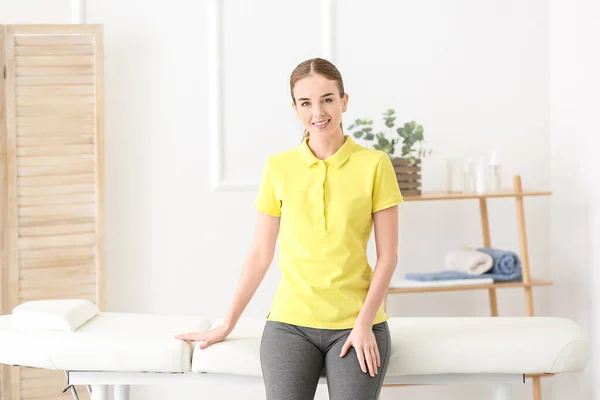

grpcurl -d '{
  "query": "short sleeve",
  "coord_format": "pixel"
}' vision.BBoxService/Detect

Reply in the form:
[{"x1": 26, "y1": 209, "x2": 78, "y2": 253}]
[
  {"x1": 372, "y1": 154, "x2": 404, "y2": 213},
  {"x1": 254, "y1": 157, "x2": 282, "y2": 217}
]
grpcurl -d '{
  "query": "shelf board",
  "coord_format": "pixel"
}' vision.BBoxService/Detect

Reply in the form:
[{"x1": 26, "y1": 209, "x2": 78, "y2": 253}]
[
  {"x1": 387, "y1": 279, "x2": 553, "y2": 294},
  {"x1": 403, "y1": 189, "x2": 552, "y2": 201}
]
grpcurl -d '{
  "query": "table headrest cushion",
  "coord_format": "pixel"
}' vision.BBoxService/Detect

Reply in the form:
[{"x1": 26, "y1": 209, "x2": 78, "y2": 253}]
[{"x1": 12, "y1": 299, "x2": 100, "y2": 332}]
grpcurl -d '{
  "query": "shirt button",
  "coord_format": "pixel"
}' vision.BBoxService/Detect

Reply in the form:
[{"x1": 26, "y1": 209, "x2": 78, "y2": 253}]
[{"x1": 319, "y1": 219, "x2": 324, "y2": 223}]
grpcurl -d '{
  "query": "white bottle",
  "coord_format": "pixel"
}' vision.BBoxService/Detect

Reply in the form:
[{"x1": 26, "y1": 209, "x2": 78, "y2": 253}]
[
  {"x1": 462, "y1": 158, "x2": 474, "y2": 192},
  {"x1": 475, "y1": 156, "x2": 486, "y2": 194},
  {"x1": 489, "y1": 151, "x2": 501, "y2": 192}
]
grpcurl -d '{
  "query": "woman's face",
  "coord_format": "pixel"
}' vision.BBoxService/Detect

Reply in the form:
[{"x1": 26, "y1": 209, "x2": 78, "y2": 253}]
[{"x1": 292, "y1": 74, "x2": 349, "y2": 138}]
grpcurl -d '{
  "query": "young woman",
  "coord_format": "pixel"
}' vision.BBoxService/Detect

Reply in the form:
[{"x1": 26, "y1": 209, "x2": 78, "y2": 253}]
[{"x1": 176, "y1": 58, "x2": 403, "y2": 400}]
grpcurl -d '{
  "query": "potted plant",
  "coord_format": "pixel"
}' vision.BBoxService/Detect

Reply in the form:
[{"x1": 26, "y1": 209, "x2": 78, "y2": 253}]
[{"x1": 348, "y1": 109, "x2": 431, "y2": 195}]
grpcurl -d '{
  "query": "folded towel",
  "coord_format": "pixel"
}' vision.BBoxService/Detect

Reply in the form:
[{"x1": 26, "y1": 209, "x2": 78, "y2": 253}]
[
  {"x1": 389, "y1": 278, "x2": 494, "y2": 288},
  {"x1": 405, "y1": 248, "x2": 522, "y2": 283},
  {"x1": 444, "y1": 247, "x2": 493, "y2": 275},
  {"x1": 404, "y1": 270, "x2": 501, "y2": 281}
]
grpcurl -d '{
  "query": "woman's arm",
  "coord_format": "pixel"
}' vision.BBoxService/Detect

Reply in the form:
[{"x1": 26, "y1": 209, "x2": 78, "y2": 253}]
[
  {"x1": 222, "y1": 211, "x2": 280, "y2": 332},
  {"x1": 355, "y1": 205, "x2": 399, "y2": 328}
]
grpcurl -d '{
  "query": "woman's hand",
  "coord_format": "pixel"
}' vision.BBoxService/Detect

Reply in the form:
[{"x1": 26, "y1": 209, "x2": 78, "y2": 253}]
[
  {"x1": 174, "y1": 323, "x2": 232, "y2": 350},
  {"x1": 339, "y1": 324, "x2": 380, "y2": 377}
]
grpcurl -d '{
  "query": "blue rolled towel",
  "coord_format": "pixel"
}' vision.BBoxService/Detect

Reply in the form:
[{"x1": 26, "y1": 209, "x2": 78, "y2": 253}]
[
  {"x1": 476, "y1": 247, "x2": 521, "y2": 276},
  {"x1": 405, "y1": 248, "x2": 522, "y2": 282}
]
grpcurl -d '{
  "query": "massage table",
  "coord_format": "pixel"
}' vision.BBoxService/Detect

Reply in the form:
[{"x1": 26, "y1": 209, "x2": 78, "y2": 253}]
[{"x1": 0, "y1": 299, "x2": 588, "y2": 400}]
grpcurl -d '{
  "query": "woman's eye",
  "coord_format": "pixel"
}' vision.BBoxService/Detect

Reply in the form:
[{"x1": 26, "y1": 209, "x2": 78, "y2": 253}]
[{"x1": 300, "y1": 98, "x2": 331, "y2": 107}]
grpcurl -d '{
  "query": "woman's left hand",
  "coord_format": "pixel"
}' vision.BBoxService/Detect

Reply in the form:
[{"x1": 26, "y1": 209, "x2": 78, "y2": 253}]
[{"x1": 339, "y1": 324, "x2": 380, "y2": 377}]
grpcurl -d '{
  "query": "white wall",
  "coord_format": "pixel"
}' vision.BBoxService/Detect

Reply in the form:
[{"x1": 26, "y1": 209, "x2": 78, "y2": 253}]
[
  {"x1": 549, "y1": 0, "x2": 600, "y2": 398},
  {"x1": 2, "y1": 0, "x2": 594, "y2": 399}
]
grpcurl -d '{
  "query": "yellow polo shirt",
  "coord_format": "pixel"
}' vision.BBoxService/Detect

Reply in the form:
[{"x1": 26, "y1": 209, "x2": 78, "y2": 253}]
[{"x1": 254, "y1": 135, "x2": 403, "y2": 329}]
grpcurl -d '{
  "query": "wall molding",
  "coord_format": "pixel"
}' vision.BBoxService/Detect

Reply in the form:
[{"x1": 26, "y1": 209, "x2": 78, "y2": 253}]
[
  {"x1": 71, "y1": 0, "x2": 86, "y2": 24},
  {"x1": 209, "y1": 0, "x2": 336, "y2": 192}
]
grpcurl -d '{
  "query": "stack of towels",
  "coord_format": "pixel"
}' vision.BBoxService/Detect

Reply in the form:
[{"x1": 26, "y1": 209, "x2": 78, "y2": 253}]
[{"x1": 390, "y1": 247, "x2": 522, "y2": 288}]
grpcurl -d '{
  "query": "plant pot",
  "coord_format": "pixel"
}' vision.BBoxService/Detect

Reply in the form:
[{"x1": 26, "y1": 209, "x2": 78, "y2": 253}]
[{"x1": 390, "y1": 157, "x2": 421, "y2": 196}]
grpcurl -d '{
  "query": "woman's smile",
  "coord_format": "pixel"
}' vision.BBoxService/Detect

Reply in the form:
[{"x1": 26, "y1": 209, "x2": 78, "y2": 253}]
[{"x1": 312, "y1": 119, "x2": 331, "y2": 129}]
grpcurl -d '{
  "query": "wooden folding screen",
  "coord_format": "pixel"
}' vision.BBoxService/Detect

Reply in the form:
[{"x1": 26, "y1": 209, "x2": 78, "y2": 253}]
[{"x1": 0, "y1": 24, "x2": 105, "y2": 400}]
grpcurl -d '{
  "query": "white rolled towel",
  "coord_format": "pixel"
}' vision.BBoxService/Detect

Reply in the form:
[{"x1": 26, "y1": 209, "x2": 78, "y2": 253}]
[{"x1": 444, "y1": 247, "x2": 494, "y2": 275}]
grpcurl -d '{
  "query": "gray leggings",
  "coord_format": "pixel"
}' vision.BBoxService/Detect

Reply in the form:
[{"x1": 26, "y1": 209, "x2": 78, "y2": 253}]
[{"x1": 260, "y1": 320, "x2": 391, "y2": 400}]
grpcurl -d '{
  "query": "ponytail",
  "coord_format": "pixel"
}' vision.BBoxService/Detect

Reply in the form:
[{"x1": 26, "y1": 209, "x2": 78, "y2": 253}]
[{"x1": 301, "y1": 129, "x2": 309, "y2": 142}]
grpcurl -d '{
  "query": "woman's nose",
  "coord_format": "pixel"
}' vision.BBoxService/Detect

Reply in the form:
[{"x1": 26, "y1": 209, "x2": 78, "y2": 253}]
[{"x1": 313, "y1": 105, "x2": 325, "y2": 118}]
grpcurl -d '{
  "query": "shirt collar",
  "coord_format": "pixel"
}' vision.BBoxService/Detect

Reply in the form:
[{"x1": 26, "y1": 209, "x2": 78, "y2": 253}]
[{"x1": 298, "y1": 134, "x2": 357, "y2": 168}]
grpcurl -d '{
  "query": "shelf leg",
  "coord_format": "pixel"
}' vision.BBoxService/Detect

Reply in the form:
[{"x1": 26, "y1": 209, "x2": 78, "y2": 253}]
[
  {"x1": 488, "y1": 289, "x2": 498, "y2": 317},
  {"x1": 479, "y1": 198, "x2": 491, "y2": 247},
  {"x1": 514, "y1": 175, "x2": 540, "y2": 400},
  {"x1": 532, "y1": 376, "x2": 541, "y2": 400},
  {"x1": 514, "y1": 175, "x2": 534, "y2": 315},
  {"x1": 479, "y1": 198, "x2": 498, "y2": 316}
]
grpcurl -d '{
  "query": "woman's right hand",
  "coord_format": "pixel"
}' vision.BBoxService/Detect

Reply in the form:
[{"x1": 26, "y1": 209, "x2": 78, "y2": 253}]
[{"x1": 174, "y1": 323, "x2": 232, "y2": 350}]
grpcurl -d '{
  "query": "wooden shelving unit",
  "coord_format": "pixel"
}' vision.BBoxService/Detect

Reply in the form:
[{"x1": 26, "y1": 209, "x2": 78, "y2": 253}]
[{"x1": 382, "y1": 175, "x2": 553, "y2": 400}]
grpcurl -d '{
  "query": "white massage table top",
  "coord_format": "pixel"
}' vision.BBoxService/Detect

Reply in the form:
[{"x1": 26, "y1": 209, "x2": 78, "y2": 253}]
[
  {"x1": 193, "y1": 316, "x2": 588, "y2": 376},
  {"x1": 0, "y1": 312, "x2": 210, "y2": 373},
  {"x1": 0, "y1": 301, "x2": 589, "y2": 376}
]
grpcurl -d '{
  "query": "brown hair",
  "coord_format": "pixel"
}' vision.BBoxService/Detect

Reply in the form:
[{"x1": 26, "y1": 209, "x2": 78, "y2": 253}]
[{"x1": 289, "y1": 58, "x2": 345, "y2": 141}]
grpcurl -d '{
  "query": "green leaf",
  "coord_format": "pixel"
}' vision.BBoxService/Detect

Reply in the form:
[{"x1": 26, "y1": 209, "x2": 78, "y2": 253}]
[
  {"x1": 414, "y1": 125, "x2": 424, "y2": 140},
  {"x1": 347, "y1": 124, "x2": 355, "y2": 131},
  {"x1": 385, "y1": 119, "x2": 394, "y2": 128},
  {"x1": 404, "y1": 122, "x2": 412, "y2": 134},
  {"x1": 364, "y1": 127, "x2": 372, "y2": 133},
  {"x1": 353, "y1": 131, "x2": 364, "y2": 139},
  {"x1": 365, "y1": 133, "x2": 374, "y2": 140},
  {"x1": 355, "y1": 119, "x2": 362, "y2": 126}
]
